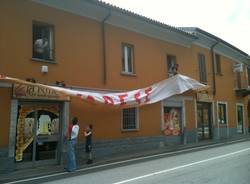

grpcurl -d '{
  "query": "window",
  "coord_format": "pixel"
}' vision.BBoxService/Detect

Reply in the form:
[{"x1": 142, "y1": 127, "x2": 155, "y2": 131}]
[
  {"x1": 198, "y1": 53, "x2": 207, "y2": 82},
  {"x1": 33, "y1": 21, "x2": 54, "y2": 61},
  {"x1": 218, "y1": 103, "x2": 227, "y2": 124},
  {"x1": 122, "y1": 44, "x2": 134, "y2": 74},
  {"x1": 215, "y1": 54, "x2": 221, "y2": 74},
  {"x1": 122, "y1": 108, "x2": 138, "y2": 130},
  {"x1": 167, "y1": 55, "x2": 177, "y2": 77}
]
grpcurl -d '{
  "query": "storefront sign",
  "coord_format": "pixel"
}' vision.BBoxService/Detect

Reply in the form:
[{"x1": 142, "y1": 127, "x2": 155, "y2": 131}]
[
  {"x1": 13, "y1": 84, "x2": 70, "y2": 101},
  {"x1": 197, "y1": 92, "x2": 213, "y2": 102}
]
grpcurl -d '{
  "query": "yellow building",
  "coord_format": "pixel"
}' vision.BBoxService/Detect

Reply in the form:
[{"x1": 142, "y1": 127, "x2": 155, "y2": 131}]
[{"x1": 0, "y1": 0, "x2": 249, "y2": 172}]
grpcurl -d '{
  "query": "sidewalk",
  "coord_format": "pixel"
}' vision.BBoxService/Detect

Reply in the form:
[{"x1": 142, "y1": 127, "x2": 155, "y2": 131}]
[{"x1": 1, "y1": 135, "x2": 250, "y2": 184}]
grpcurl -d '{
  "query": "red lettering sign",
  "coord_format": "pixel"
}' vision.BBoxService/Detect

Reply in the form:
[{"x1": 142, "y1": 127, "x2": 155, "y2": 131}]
[
  {"x1": 103, "y1": 96, "x2": 114, "y2": 105},
  {"x1": 144, "y1": 87, "x2": 153, "y2": 102},
  {"x1": 87, "y1": 95, "x2": 95, "y2": 103},
  {"x1": 76, "y1": 93, "x2": 82, "y2": 97},
  {"x1": 134, "y1": 91, "x2": 141, "y2": 104},
  {"x1": 118, "y1": 94, "x2": 128, "y2": 105}
]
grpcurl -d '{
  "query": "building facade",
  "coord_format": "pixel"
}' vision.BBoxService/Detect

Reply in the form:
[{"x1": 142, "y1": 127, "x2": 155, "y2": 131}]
[{"x1": 0, "y1": 0, "x2": 250, "y2": 172}]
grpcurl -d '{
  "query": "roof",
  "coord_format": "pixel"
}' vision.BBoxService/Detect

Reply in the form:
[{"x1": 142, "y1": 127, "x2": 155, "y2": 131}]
[
  {"x1": 180, "y1": 27, "x2": 249, "y2": 57},
  {"x1": 92, "y1": 0, "x2": 249, "y2": 57},
  {"x1": 88, "y1": 0, "x2": 197, "y2": 39}
]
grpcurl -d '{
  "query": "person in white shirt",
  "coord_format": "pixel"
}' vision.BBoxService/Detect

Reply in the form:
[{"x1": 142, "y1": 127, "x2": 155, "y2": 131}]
[{"x1": 66, "y1": 117, "x2": 79, "y2": 172}]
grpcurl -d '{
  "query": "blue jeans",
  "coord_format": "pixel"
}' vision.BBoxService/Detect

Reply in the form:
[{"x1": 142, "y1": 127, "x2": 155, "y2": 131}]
[{"x1": 66, "y1": 139, "x2": 77, "y2": 172}]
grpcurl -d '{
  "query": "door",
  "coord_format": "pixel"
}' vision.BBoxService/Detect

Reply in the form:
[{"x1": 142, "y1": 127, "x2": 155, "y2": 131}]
[
  {"x1": 15, "y1": 104, "x2": 61, "y2": 165},
  {"x1": 197, "y1": 102, "x2": 212, "y2": 140},
  {"x1": 236, "y1": 104, "x2": 244, "y2": 134}
]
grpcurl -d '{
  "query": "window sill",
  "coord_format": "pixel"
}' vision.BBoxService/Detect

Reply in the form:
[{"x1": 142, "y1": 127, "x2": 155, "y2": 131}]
[
  {"x1": 121, "y1": 129, "x2": 139, "y2": 132},
  {"x1": 216, "y1": 73, "x2": 223, "y2": 76},
  {"x1": 31, "y1": 58, "x2": 57, "y2": 64},
  {"x1": 120, "y1": 72, "x2": 136, "y2": 77},
  {"x1": 200, "y1": 81, "x2": 208, "y2": 85}
]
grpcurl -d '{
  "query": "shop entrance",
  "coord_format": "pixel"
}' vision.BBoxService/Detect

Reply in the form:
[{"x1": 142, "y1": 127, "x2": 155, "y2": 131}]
[
  {"x1": 15, "y1": 103, "x2": 61, "y2": 166},
  {"x1": 236, "y1": 104, "x2": 244, "y2": 134},
  {"x1": 197, "y1": 102, "x2": 212, "y2": 140}
]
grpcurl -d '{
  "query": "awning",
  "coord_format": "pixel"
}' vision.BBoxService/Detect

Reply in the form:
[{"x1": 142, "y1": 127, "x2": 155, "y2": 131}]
[{"x1": 0, "y1": 74, "x2": 208, "y2": 108}]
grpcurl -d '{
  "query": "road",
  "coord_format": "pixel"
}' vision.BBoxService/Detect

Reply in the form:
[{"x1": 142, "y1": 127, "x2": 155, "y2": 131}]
[{"x1": 10, "y1": 140, "x2": 250, "y2": 184}]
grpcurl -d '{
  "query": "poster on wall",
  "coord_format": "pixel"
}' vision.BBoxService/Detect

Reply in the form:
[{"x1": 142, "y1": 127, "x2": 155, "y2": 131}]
[{"x1": 163, "y1": 107, "x2": 181, "y2": 136}]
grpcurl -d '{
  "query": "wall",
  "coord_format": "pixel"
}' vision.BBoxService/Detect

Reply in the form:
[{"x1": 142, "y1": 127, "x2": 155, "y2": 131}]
[
  {"x1": 0, "y1": 0, "x2": 249, "y2": 144},
  {"x1": 0, "y1": 0, "x2": 103, "y2": 88},
  {"x1": 70, "y1": 98, "x2": 162, "y2": 141}
]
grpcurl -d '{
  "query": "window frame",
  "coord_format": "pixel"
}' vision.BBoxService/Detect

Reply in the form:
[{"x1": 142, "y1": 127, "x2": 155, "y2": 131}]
[
  {"x1": 32, "y1": 21, "x2": 55, "y2": 62},
  {"x1": 121, "y1": 43, "x2": 135, "y2": 75},
  {"x1": 215, "y1": 54, "x2": 222, "y2": 75},
  {"x1": 217, "y1": 101, "x2": 228, "y2": 125},
  {"x1": 121, "y1": 107, "x2": 139, "y2": 131}
]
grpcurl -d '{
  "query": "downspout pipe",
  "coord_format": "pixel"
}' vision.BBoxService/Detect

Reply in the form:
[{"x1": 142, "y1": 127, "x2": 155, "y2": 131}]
[
  {"x1": 102, "y1": 11, "x2": 111, "y2": 85},
  {"x1": 211, "y1": 42, "x2": 219, "y2": 96}
]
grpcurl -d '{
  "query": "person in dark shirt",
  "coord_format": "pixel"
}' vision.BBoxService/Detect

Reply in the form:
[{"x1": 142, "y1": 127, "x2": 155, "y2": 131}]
[{"x1": 84, "y1": 124, "x2": 93, "y2": 164}]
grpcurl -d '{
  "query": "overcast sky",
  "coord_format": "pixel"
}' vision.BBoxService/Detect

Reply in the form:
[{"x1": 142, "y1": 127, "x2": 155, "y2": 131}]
[{"x1": 102, "y1": 0, "x2": 250, "y2": 55}]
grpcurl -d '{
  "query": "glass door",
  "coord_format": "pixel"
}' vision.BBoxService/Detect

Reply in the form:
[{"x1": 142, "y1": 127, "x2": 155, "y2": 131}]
[
  {"x1": 236, "y1": 105, "x2": 244, "y2": 134},
  {"x1": 35, "y1": 108, "x2": 60, "y2": 162},
  {"x1": 15, "y1": 104, "x2": 61, "y2": 165},
  {"x1": 197, "y1": 102, "x2": 212, "y2": 140}
]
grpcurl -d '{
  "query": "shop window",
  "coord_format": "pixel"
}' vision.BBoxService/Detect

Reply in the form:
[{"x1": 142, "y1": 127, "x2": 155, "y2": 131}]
[
  {"x1": 122, "y1": 108, "x2": 138, "y2": 130},
  {"x1": 167, "y1": 55, "x2": 178, "y2": 77},
  {"x1": 218, "y1": 102, "x2": 227, "y2": 125},
  {"x1": 198, "y1": 53, "x2": 207, "y2": 83},
  {"x1": 215, "y1": 54, "x2": 221, "y2": 75},
  {"x1": 163, "y1": 107, "x2": 181, "y2": 136},
  {"x1": 33, "y1": 21, "x2": 54, "y2": 61},
  {"x1": 122, "y1": 43, "x2": 134, "y2": 74}
]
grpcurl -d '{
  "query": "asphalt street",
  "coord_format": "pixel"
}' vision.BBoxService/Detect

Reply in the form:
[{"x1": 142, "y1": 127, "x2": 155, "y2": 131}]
[{"x1": 6, "y1": 140, "x2": 250, "y2": 184}]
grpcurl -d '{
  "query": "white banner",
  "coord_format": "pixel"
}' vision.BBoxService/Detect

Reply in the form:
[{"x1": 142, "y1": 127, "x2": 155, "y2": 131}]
[{"x1": 0, "y1": 74, "x2": 208, "y2": 108}]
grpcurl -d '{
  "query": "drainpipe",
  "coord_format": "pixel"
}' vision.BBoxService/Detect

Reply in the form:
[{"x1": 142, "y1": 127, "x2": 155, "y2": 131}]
[
  {"x1": 210, "y1": 41, "x2": 219, "y2": 140},
  {"x1": 211, "y1": 42, "x2": 219, "y2": 96},
  {"x1": 102, "y1": 11, "x2": 111, "y2": 85}
]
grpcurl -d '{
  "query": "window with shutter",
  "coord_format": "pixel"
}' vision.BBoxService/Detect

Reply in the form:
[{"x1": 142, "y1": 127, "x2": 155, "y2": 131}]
[{"x1": 198, "y1": 53, "x2": 207, "y2": 82}]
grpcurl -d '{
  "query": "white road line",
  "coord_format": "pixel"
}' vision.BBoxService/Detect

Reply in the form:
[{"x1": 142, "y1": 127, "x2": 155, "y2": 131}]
[
  {"x1": 3, "y1": 138, "x2": 249, "y2": 184},
  {"x1": 112, "y1": 147, "x2": 250, "y2": 184}
]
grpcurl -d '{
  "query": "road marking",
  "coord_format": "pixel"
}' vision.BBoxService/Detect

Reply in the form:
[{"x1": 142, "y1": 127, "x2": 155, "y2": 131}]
[
  {"x1": 3, "y1": 138, "x2": 249, "y2": 184},
  {"x1": 113, "y1": 147, "x2": 250, "y2": 184}
]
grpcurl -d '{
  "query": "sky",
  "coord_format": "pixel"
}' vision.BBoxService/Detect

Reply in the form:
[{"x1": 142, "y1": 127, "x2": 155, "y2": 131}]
[{"x1": 102, "y1": 0, "x2": 250, "y2": 55}]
